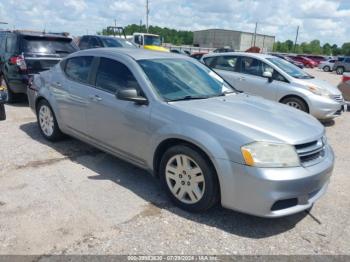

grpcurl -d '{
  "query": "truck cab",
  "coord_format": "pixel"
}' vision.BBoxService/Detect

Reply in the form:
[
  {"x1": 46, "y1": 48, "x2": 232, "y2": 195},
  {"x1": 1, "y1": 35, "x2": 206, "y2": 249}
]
[{"x1": 131, "y1": 33, "x2": 169, "y2": 52}]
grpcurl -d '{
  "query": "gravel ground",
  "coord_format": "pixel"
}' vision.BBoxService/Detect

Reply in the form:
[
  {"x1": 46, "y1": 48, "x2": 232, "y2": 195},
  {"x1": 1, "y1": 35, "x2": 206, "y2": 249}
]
[{"x1": 0, "y1": 68, "x2": 349, "y2": 255}]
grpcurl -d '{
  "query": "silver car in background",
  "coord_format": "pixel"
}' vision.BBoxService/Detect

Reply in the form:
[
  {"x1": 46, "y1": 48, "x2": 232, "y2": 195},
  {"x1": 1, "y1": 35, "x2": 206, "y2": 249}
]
[
  {"x1": 28, "y1": 49, "x2": 334, "y2": 217},
  {"x1": 201, "y1": 52, "x2": 346, "y2": 120},
  {"x1": 318, "y1": 59, "x2": 336, "y2": 72}
]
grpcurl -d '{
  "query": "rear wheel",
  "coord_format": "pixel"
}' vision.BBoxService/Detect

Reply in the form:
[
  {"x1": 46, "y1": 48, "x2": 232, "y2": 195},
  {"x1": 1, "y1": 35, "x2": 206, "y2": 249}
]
[
  {"x1": 0, "y1": 104, "x2": 5, "y2": 121},
  {"x1": 160, "y1": 145, "x2": 219, "y2": 212},
  {"x1": 336, "y1": 67, "x2": 344, "y2": 75},
  {"x1": 37, "y1": 100, "x2": 63, "y2": 141},
  {"x1": 0, "y1": 77, "x2": 16, "y2": 103},
  {"x1": 323, "y1": 66, "x2": 330, "y2": 72},
  {"x1": 281, "y1": 97, "x2": 308, "y2": 113}
]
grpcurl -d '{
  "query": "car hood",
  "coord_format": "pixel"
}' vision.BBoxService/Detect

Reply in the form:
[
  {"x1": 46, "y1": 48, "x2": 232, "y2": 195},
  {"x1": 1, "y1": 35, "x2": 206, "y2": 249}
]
[
  {"x1": 171, "y1": 94, "x2": 324, "y2": 145},
  {"x1": 295, "y1": 78, "x2": 341, "y2": 95}
]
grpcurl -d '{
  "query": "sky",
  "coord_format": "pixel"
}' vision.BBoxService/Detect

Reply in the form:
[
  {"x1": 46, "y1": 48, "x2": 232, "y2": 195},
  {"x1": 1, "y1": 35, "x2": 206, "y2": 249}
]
[{"x1": 0, "y1": 0, "x2": 349, "y2": 46}]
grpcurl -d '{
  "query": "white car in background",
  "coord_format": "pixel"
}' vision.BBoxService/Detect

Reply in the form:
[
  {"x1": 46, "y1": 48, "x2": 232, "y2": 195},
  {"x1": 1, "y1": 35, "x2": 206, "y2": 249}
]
[{"x1": 318, "y1": 59, "x2": 336, "y2": 72}]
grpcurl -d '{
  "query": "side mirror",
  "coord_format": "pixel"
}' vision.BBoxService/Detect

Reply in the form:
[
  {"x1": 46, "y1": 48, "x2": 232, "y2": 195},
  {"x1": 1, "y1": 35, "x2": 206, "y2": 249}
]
[
  {"x1": 116, "y1": 88, "x2": 148, "y2": 105},
  {"x1": 263, "y1": 71, "x2": 273, "y2": 82}
]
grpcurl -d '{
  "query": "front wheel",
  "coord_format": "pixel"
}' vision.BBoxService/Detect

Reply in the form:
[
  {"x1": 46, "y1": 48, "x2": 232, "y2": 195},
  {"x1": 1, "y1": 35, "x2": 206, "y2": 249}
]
[
  {"x1": 281, "y1": 97, "x2": 308, "y2": 113},
  {"x1": 37, "y1": 100, "x2": 63, "y2": 141},
  {"x1": 323, "y1": 66, "x2": 330, "y2": 72},
  {"x1": 159, "y1": 145, "x2": 219, "y2": 212}
]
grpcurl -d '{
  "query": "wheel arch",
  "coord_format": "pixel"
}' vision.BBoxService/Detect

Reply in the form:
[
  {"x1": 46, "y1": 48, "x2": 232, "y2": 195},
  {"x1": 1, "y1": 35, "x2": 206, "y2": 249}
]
[
  {"x1": 153, "y1": 138, "x2": 218, "y2": 179},
  {"x1": 279, "y1": 94, "x2": 310, "y2": 113}
]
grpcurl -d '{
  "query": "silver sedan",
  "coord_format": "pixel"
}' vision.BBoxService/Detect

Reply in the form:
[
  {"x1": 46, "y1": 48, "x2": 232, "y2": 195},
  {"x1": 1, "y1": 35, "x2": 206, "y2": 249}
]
[
  {"x1": 28, "y1": 48, "x2": 334, "y2": 217},
  {"x1": 201, "y1": 52, "x2": 346, "y2": 120}
]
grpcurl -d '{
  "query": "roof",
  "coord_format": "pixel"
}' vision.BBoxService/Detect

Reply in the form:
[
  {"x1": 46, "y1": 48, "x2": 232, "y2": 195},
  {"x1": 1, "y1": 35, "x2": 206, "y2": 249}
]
[
  {"x1": 75, "y1": 48, "x2": 183, "y2": 60},
  {"x1": 1, "y1": 30, "x2": 71, "y2": 39}
]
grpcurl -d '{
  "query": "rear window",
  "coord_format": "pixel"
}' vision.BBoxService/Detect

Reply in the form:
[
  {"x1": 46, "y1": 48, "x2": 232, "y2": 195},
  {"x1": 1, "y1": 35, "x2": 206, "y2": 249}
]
[{"x1": 21, "y1": 36, "x2": 77, "y2": 54}]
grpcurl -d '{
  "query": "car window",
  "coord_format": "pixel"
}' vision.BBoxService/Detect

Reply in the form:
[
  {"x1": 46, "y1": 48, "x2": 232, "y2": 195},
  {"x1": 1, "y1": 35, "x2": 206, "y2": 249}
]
[
  {"x1": 21, "y1": 36, "x2": 77, "y2": 54},
  {"x1": 138, "y1": 58, "x2": 234, "y2": 101},
  {"x1": 345, "y1": 58, "x2": 350, "y2": 63},
  {"x1": 79, "y1": 36, "x2": 90, "y2": 50},
  {"x1": 101, "y1": 37, "x2": 136, "y2": 48},
  {"x1": 212, "y1": 56, "x2": 238, "y2": 72},
  {"x1": 329, "y1": 60, "x2": 335, "y2": 63},
  {"x1": 95, "y1": 58, "x2": 140, "y2": 93},
  {"x1": 5, "y1": 35, "x2": 16, "y2": 53},
  {"x1": 89, "y1": 37, "x2": 102, "y2": 48},
  {"x1": 203, "y1": 56, "x2": 217, "y2": 68},
  {"x1": 240, "y1": 57, "x2": 263, "y2": 76},
  {"x1": 64, "y1": 56, "x2": 93, "y2": 84}
]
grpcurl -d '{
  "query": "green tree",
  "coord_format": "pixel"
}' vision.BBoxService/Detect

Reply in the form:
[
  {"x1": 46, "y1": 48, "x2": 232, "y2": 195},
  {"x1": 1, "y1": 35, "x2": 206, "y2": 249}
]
[
  {"x1": 341, "y1": 43, "x2": 350, "y2": 56},
  {"x1": 322, "y1": 43, "x2": 332, "y2": 55}
]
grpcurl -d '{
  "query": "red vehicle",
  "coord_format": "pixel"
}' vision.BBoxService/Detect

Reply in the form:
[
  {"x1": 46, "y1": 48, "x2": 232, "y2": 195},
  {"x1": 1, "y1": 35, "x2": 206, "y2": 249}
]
[
  {"x1": 299, "y1": 55, "x2": 326, "y2": 66},
  {"x1": 288, "y1": 56, "x2": 317, "y2": 68},
  {"x1": 338, "y1": 73, "x2": 350, "y2": 102}
]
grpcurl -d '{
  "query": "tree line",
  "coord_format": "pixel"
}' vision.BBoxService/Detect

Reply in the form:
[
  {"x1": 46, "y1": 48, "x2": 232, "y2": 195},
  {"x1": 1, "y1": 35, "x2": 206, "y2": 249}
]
[
  {"x1": 273, "y1": 40, "x2": 350, "y2": 56},
  {"x1": 99, "y1": 24, "x2": 193, "y2": 45}
]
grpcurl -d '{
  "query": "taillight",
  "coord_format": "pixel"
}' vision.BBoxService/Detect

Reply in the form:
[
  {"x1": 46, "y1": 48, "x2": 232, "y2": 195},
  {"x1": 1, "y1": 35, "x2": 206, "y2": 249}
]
[{"x1": 9, "y1": 54, "x2": 27, "y2": 71}]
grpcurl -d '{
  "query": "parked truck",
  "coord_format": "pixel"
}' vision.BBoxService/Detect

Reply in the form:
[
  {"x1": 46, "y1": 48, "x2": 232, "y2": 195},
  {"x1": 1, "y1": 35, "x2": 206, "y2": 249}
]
[{"x1": 129, "y1": 33, "x2": 169, "y2": 52}]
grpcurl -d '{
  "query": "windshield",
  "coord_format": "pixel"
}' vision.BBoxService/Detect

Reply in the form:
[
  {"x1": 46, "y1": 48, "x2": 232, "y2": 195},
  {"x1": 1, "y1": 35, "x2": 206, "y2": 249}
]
[
  {"x1": 101, "y1": 37, "x2": 136, "y2": 48},
  {"x1": 266, "y1": 57, "x2": 314, "y2": 79},
  {"x1": 22, "y1": 36, "x2": 77, "y2": 54},
  {"x1": 138, "y1": 59, "x2": 235, "y2": 101},
  {"x1": 144, "y1": 35, "x2": 161, "y2": 46}
]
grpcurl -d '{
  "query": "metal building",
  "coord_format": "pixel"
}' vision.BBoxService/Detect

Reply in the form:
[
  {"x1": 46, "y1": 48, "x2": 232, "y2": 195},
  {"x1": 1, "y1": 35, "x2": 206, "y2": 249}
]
[{"x1": 193, "y1": 29, "x2": 275, "y2": 52}]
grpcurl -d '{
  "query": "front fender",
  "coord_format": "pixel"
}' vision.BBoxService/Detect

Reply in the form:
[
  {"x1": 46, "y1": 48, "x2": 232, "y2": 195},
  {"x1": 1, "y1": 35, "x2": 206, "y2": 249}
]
[{"x1": 147, "y1": 124, "x2": 232, "y2": 172}]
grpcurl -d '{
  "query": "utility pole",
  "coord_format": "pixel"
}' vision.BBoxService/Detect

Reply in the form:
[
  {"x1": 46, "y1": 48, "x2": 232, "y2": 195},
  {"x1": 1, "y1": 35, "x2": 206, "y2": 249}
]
[
  {"x1": 294, "y1": 26, "x2": 299, "y2": 53},
  {"x1": 146, "y1": 0, "x2": 149, "y2": 33},
  {"x1": 253, "y1": 22, "x2": 258, "y2": 47}
]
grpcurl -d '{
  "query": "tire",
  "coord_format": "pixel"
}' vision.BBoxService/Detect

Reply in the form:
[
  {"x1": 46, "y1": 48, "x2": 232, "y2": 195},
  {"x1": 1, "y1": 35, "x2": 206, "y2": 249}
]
[
  {"x1": 1, "y1": 77, "x2": 16, "y2": 103},
  {"x1": 336, "y1": 67, "x2": 344, "y2": 75},
  {"x1": 159, "y1": 145, "x2": 219, "y2": 212},
  {"x1": 0, "y1": 104, "x2": 5, "y2": 121},
  {"x1": 323, "y1": 66, "x2": 330, "y2": 72},
  {"x1": 281, "y1": 97, "x2": 308, "y2": 113},
  {"x1": 36, "y1": 99, "x2": 64, "y2": 141}
]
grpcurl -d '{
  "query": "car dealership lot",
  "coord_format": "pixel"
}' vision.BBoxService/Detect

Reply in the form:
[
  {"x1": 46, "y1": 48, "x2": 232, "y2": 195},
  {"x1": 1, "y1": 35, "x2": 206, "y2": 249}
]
[{"x1": 0, "y1": 68, "x2": 349, "y2": 255}]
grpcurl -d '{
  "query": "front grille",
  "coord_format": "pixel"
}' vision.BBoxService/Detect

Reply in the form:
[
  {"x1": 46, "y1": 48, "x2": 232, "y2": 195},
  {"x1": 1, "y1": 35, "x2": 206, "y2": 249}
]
[
  {"x1": 295, "y1": 138, "x2": 325, "y2": 166},
  {"x1": 331, "y1": 94, "x2": 344, "y2": 103}
]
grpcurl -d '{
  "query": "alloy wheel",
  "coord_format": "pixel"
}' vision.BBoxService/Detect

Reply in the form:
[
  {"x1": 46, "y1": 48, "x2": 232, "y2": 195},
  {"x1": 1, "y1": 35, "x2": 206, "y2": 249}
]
[
  {"x1": 165, "y1": 154, "x2": 205, "y2": 204},
  {"x1": 286, "y1": 101, "x2": 302, "y2": 110},
  {"x1": 39, "y1": 105, "x2": 54, "y2": 137}
]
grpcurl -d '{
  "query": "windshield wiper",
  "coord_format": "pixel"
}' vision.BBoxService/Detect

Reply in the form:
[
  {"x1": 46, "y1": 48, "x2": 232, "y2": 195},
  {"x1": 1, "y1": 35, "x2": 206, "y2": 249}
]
[{"x1": 168, "y1": 95, "x2": 211, "y2": 102}]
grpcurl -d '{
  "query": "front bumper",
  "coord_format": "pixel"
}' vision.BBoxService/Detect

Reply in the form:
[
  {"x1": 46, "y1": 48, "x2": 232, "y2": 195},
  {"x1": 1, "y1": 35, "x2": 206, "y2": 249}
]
[
  {"x1": 216, "y1": 145, "x2": 334, "y2": 217},
  {"x1": 308, "y1": 95, "x2": 345, "y2": 120}
]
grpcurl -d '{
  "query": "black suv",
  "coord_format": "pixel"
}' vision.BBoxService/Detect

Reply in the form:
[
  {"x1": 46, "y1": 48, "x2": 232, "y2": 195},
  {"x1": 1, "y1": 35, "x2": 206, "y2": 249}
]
[
  {"x1": 78, "y1": 35, "x2": 136, "y2": 50},
  {"x1": 0, "y1": 30, "x2": 78, "y2": 102}
]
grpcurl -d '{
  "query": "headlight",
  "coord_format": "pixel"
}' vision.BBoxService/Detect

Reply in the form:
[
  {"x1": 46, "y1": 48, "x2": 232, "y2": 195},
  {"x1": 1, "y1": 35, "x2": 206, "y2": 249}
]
[
  {"x1": 308, "y1": 85, "x2": 331, "y2": 97},
  {"x1": 241, "y1": 142, "x2": 300, "y2": 168}
]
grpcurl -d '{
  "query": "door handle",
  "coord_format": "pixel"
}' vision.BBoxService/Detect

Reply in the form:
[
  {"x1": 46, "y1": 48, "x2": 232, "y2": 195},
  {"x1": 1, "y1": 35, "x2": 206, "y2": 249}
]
[
  {"x1": 89, "y1": 95, "x2": 102, "y2": 102},
  {"x1": 238, "y1": 77, "x2": 246, "y2": 81},
  {"x1": 55, "y1": 82, "x2": 61, "y2": 87}
]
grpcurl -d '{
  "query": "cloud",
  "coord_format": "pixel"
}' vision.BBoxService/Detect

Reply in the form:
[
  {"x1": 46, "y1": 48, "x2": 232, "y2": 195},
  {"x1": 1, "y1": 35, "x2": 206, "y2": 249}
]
[{"x1": 0, "y1": 0, "x2": 349, "y2": 45}]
